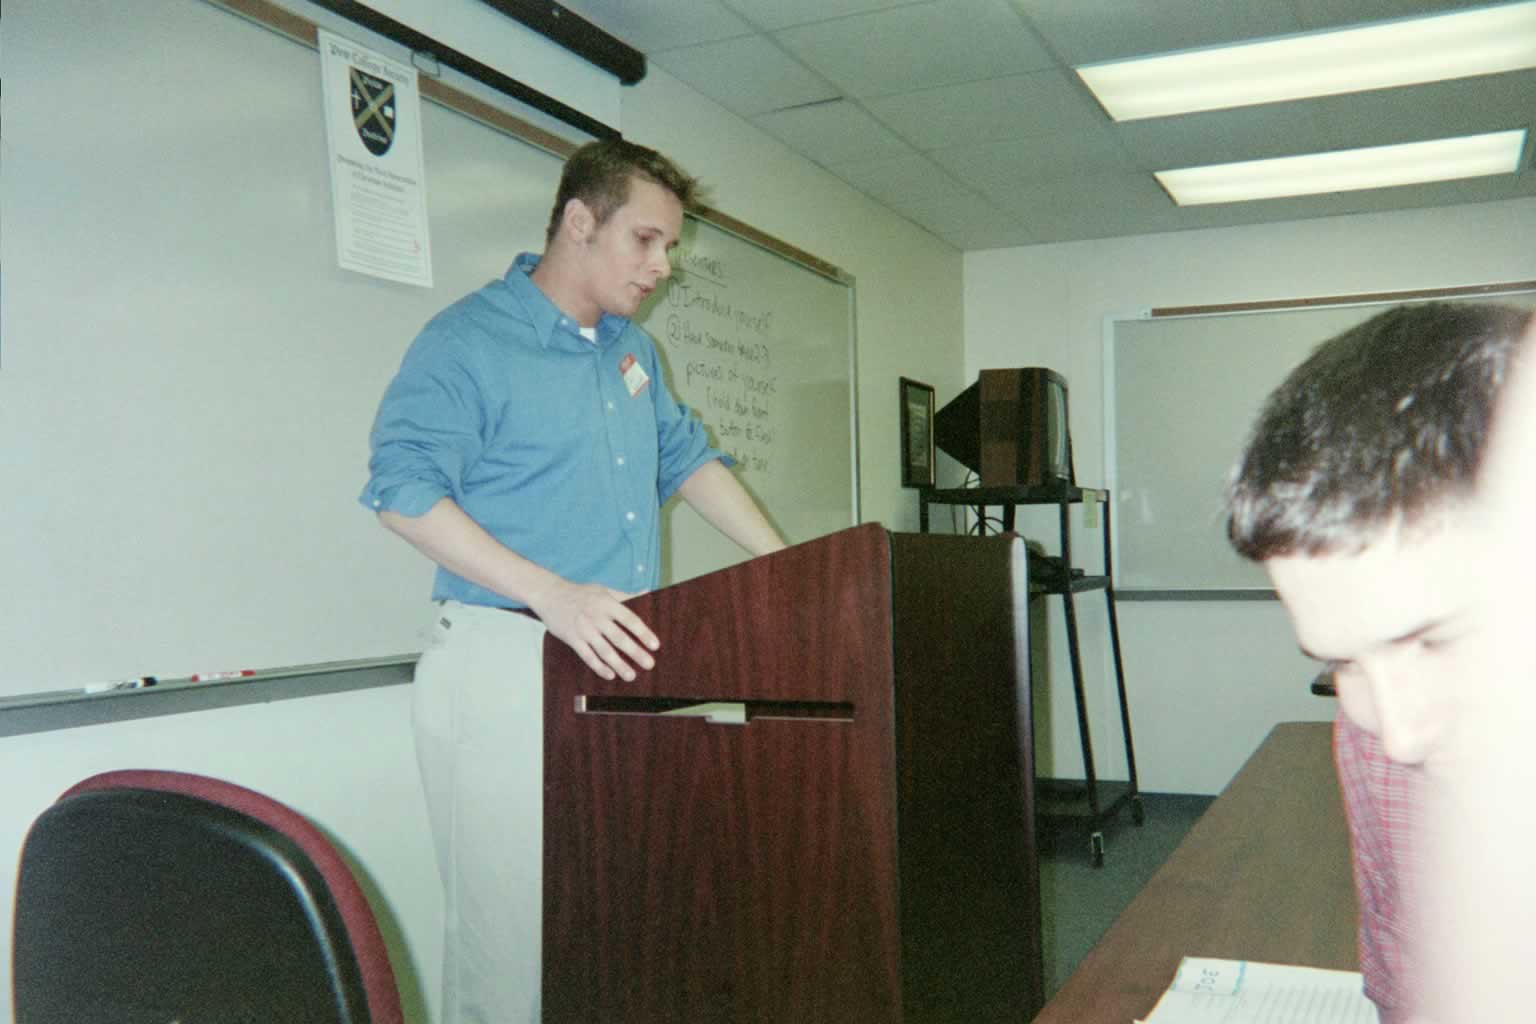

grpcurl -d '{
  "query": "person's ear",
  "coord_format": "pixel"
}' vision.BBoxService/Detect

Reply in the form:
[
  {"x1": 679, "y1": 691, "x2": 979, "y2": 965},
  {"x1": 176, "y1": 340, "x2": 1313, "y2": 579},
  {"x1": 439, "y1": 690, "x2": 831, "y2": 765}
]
[{"x1": 562, "y1": 197, "x2": 596, "y2": 244}]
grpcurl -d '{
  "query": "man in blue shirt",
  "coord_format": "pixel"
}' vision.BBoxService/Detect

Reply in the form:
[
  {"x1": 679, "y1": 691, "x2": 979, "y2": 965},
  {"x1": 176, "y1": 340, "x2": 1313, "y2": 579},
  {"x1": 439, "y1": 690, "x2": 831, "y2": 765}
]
[{"x1": 361, "y1": 139, "x2": 785, "y2": 1022}]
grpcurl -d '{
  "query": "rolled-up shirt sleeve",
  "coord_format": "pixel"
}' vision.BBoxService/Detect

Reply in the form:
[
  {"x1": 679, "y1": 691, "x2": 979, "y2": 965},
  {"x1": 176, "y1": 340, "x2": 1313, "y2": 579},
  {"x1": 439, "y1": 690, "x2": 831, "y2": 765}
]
[
  {"x1": 650, "y1": 349, "x2": 733, "y2": 503},
  {"x1": 359, "y1": 323, "x2": 488, "y2": 518}
]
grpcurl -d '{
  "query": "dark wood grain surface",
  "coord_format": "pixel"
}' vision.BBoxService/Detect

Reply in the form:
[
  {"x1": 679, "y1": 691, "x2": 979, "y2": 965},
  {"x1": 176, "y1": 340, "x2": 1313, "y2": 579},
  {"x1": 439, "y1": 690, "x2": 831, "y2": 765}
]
[
  {"x1": 1032, "y1": 721, "x2": 1356, "y2": 1024},
  {"x1": 543, "y1": 524, "x2": 904, "y2": 1022},
  {"x1": 542, "y1": 525, "x2": 1042, "y2": 1023},
  {"x1": 889, "y1": 532, "x2": 1041, "y2": 1021}
]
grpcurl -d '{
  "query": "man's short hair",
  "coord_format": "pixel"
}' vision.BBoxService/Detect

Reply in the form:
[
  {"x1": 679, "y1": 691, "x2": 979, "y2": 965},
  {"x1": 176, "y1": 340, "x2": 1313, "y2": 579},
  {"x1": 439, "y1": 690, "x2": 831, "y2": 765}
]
[
  {"x1": 544, "y1": 138, "x2": 699, "y2": 245},
  {"x1": 1227, "y1": 301, "x2": 1532, "y2": 561}
]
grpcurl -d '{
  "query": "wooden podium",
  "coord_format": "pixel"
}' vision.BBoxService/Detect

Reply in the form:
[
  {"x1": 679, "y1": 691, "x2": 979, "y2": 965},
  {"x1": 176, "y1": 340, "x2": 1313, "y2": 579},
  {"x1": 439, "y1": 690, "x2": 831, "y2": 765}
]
[{"x1": 542, "y1": 524, "x2": 1041, "y2": 1023}]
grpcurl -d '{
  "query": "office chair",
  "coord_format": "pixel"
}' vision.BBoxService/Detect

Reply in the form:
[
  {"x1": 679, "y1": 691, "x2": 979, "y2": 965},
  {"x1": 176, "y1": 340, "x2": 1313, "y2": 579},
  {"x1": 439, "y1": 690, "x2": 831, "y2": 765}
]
[{"x1": 12, "y1": 769, "x2": 403, "y2": 1024}]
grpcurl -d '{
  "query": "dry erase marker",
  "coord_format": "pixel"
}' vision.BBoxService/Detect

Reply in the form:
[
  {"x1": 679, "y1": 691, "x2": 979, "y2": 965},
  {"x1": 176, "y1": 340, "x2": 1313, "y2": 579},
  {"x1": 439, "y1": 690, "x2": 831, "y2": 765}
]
[
  {"x1": 84, "y1": 676, "x2": 158, "y2": 693},
  {"x1": 114, "y1": 676, "x2": 158, "y2": 690},
  {"x1": 190, "y1": 670, "x2": 256, "y2": 682}
]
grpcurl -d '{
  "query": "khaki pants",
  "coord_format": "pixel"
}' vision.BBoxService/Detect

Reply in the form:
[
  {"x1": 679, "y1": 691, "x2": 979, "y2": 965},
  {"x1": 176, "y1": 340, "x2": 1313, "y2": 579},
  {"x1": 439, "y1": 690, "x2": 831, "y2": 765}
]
[{"x1": 413, "y1": 601, "x2": 545, "y2": 1024}]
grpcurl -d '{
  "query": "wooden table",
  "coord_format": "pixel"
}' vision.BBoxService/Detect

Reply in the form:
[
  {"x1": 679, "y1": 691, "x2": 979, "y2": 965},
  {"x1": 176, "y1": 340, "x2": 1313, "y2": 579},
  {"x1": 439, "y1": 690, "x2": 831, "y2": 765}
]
[{"x1": 1032, "y1": 721, "x2": 1358, "y2": 1024}]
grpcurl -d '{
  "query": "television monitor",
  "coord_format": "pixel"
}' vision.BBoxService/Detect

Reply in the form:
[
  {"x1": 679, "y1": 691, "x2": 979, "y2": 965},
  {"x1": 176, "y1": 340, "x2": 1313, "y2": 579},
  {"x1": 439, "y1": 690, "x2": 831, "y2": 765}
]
[{"x1": 934, "y1": 368, "x2": 1073, "y2": 488}]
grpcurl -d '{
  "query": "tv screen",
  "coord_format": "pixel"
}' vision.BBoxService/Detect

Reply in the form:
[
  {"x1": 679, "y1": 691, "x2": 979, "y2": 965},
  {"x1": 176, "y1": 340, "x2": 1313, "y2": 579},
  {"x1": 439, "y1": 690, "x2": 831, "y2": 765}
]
[{"x1": 934, "y1": 368, "x2": 1073, "y2": 487}]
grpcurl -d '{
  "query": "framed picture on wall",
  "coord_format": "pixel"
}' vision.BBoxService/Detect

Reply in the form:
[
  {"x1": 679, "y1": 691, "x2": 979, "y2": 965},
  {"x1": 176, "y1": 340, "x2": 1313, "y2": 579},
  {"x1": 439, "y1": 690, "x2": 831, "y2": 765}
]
[{"x1": 899, "y1": 377, "x2": 936, "y2": 488}]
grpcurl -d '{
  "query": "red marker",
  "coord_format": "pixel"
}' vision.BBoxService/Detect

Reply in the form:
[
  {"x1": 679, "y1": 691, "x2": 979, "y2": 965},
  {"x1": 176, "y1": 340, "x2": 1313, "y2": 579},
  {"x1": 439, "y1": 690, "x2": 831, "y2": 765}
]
[{"x1": 190, "y1": 670, "x2": 256, "y2": 682}]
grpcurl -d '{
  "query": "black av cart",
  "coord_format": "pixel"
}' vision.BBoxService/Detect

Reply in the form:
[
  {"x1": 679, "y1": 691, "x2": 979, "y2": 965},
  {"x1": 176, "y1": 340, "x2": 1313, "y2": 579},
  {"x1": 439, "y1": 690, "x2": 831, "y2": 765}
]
[{"x1": 919, "y1": 483, "x2": 1143, "y2": 866}]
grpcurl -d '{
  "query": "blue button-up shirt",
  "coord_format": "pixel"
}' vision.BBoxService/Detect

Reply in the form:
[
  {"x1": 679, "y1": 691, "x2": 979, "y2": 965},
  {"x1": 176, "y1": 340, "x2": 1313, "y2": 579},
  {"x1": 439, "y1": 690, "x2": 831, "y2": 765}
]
[{"x1": 359, "y1": 254, "x2": 726, "y2": 607}]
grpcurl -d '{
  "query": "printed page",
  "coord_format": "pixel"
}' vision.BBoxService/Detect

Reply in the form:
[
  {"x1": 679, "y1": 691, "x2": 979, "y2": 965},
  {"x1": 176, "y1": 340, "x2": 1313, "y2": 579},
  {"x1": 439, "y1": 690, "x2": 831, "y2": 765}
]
[{"x1": 1140, "y1": 957, "x2": 1379, "y2": 1023}]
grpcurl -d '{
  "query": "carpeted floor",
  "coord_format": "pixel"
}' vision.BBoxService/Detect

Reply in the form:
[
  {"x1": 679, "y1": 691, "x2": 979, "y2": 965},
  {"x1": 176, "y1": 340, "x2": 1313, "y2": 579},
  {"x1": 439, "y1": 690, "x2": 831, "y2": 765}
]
[{"x1": 1037, "y1": 792, "x2": 1216, "y2": 998}]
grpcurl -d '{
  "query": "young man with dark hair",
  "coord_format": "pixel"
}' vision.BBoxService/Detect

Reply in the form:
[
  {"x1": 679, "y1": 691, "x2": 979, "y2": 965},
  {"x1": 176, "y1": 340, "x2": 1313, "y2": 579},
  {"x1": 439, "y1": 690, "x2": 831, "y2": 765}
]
[
  {"x1": 1226, "y1": 301, "x2": 1533, "y2": 1024},
  {"x1": 361, "y1": 138, "x2": 785, "y2": 1022}
]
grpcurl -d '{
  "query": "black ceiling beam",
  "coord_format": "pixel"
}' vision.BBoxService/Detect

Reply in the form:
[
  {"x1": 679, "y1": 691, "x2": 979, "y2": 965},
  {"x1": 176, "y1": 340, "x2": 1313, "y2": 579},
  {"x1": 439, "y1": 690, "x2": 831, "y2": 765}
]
[
  {"x1": 476, "y1": 1, "x2": 647, "y2": 86},
  {"x1": 307, "y1": 0, "x2": 619, "y2": 140}
]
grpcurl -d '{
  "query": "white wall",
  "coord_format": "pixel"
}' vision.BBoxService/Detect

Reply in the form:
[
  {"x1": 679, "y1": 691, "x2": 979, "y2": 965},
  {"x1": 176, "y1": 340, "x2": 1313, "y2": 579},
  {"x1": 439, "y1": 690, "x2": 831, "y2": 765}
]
[
  {"x1": 0, "y1": 17, "x2": 964, "y2": 1024},
  {"x1": 964, "y1": 197, "x2": 1536, "y2": 794}
]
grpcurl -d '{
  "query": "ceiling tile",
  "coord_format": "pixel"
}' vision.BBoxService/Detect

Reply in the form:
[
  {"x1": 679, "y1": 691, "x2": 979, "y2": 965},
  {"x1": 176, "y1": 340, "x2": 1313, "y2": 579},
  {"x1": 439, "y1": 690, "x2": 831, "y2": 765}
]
[
  {"x1": 1010, "y1": 0, "x2": 1303, "y2": 65},
  {"x1": 1290, "y1": 0, "x2": 1495, "y2": 32},
  {"x1": 1311, "y1": 174, "x2": 1529, "y2": 215},
  {"x1": 932, "y1": 125, "x2": 1132, "y2": 193},
  {"x1": 980, "y1": 171, "x2": 1181, "y2": 239},
  {"x1": 1113, "y1": 103, "x2": 1334, "y2": 170},
  {"x1": 1328, "y1": 173, "x2": 1536, "y2": 213},
  {"x1": 1312, "y1": 70, "x2": 1536, "y2": 151},
  {"x1": 554, "y1": 1, "x2": 1536, "y2": 250},
  {"x1": 825, "y1": 152, "x2": 975, "y2": 206},
  {"x1": 895, "y1": 191, "x2": 1036, "y2": 250},
  {"x1": 752, "y1": 100, "x2": 915, "y2": 166},
  {"x1": 650, "y1": 35, "x2": 839, "y2": 117},
  {"x1": 554, "y1": 0, "x2": 755, "y2": 53},
  {"x1": 776, "y1": 0, "x2": 1055, "y2": 99},
  {"x1": 866, "y1": 69, "x2": 1104, "y2": 151},
  {"x1": 724, "y1": 0, "x2": 917, "y2": 32},
  {"x1": 934, "y1": 220, "x2": 1042, "y2": 250}
]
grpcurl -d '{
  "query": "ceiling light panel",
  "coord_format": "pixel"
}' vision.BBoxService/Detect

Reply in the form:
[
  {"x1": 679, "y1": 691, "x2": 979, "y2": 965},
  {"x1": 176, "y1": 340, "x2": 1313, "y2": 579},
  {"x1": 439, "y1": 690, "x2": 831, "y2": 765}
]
[
  {"x1": 1079, "y1": 2, "x2": 1536, "y2": 121},
  {"x1": 1155, "y1": 129, "x2": 1528, "y2": 205}
]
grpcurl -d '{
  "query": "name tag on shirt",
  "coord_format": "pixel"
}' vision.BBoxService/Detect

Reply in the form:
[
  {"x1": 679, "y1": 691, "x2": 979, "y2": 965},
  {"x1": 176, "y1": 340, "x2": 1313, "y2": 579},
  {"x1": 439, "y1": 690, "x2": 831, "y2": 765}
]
[{"x1": 619, "y1": 353, "x2": 650, "y2": 398}]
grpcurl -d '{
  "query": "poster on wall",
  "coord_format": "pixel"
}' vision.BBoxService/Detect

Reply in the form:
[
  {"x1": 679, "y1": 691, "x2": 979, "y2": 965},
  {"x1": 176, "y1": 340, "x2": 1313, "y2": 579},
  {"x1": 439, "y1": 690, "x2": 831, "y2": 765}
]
[{"x1": 318, "y1": 29, "x2": 434, "y2": 288}]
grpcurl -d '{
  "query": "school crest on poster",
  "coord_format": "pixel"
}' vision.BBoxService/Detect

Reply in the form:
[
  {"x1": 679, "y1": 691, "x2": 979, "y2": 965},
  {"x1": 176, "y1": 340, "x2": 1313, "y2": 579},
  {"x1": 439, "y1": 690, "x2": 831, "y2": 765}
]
[
  {"x1": 350, "y1": 67, "x2": 396, "y2": 156},
  {"x1": 320, "y1": 28, "x2": 433, "y2": 287}
]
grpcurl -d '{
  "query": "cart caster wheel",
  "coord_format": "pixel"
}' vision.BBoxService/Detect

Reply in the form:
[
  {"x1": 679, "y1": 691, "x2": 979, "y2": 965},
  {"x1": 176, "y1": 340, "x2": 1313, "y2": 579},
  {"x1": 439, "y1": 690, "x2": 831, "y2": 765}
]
[
  {"x1": 1132, "y1": 795, "x2": 1146, "y2": 826},
  {"x1": 1090, "y1": 832, "x2": 1105, "y2": 868}
]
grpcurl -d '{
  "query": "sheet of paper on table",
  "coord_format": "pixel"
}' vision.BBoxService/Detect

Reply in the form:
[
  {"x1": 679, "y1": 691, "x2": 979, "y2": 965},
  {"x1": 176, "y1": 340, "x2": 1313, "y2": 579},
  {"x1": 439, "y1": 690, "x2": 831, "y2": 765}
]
[{"x1": 1137, "y1": 957, "x2": 1379, "y2": 1023}]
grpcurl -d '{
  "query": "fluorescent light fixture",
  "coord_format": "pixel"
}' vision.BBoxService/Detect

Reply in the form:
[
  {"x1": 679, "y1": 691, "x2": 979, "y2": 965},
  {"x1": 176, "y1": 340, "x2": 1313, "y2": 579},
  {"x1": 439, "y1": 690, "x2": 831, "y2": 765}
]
[
  {"x1": 1156, "y1": 129, "x2": 1527, "y2": 205},
  {"x1": 1078, "y1": 2, "x2": 1536, "y2": 121}
]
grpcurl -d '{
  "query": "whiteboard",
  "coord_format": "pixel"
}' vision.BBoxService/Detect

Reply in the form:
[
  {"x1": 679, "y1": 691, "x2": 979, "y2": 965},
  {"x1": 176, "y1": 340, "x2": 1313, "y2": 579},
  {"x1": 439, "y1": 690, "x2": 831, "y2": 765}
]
[
  {"x1": 1109, "y1": 289, "x2": 1536, "y2": 592},
  {"x1": 0, "y1": 0, "x2": 856, "y2": 697},
  {"x1": 651, "y1": 216, "x2": 857, "y2": 587}
]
